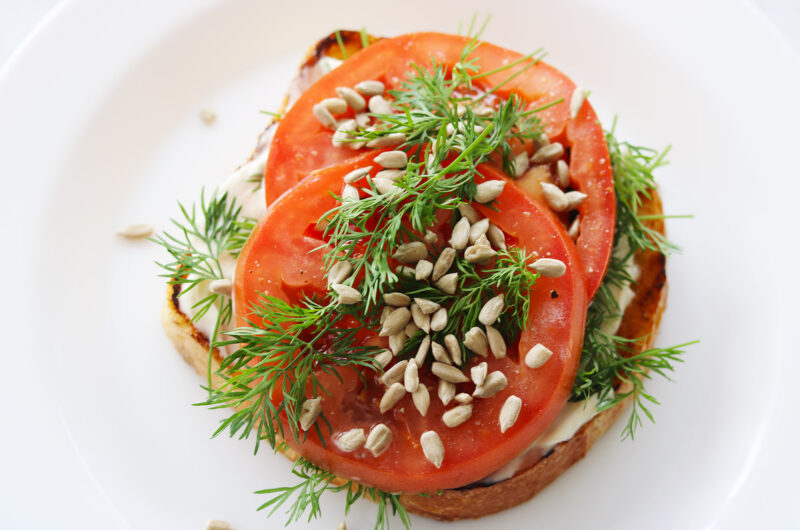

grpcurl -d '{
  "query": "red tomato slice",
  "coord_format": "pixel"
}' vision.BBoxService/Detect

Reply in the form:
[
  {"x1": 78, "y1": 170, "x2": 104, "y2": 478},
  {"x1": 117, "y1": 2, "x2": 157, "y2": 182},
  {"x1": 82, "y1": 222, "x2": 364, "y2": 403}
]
[
  {"x1": 264, "y1": 32, "x2": 614, "y2": 297},
  {"x1": 235, "y1": 153, "x2": 586, "y2": 493}
]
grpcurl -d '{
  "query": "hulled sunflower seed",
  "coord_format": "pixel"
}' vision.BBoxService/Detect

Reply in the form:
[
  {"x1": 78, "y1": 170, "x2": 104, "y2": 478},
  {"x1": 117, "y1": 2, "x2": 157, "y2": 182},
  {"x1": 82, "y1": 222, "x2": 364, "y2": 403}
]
[
  {"x1": 415, "y1": 335, "x2": 431, "y2": 366},
  {"x1": 355, "y1": 80, "x2": 385, "y2": 96},
  {"x1": 209, "y1": 278, "x2": 233, "y2": 297},
  {"x1": 486, "y1": 223, "x2": 506, "y2": 250},
  {"x1": 393, "y1": 241, "x2": 427, "y2": 264},
  {"x1": 445, "y1": 122, "x2": 457, "y2": 136},
  {"x1": 368, "y1": 95, "x2": 392, "y2": 114},
  {"x1": 404, "y1": 359, "x2": 419, "y2": 392},
  {"x1": 341, "y1": 184, "x2": 360, "y2": 201},
  {"x1": 365, "y1": 424, "x2": 392, "y2": 457},
  {"x1": 331, "y1": 120, "x2": 355, "y2": 148},
  {"x1": 389, "y1": 332, "x2": 407, "y2": 355},
  {"x1": 454, "y1": 392, "x2": 473, "y2": 404},
  {"x1": 457, "y1": 203, "x2": 482, "y2": 223},
  {"x1": 513, "y1": 151, "x2": 530, "y2": 178},
  {"x1": 434, "y1": 273, "x2": 458, "y2": 295},
  {"x1": 332, "y1": 283, "x2": 362, "y2": 304},
  {"x1": 474, "y1": 105, "x2": 494, "y2": 117},
  {"x1": 321, "y1": 97, "x2": 348, "y2": 115},
  {"x1": 478, "y1": 294, "x2": 505, "y2": 325},
  {"x1": 564, "y1": 190, "x2": 588, "y2": 209},
  {"x1": 374, "y1": 349, "x2": 394, "y2": 368},
  {"x1": 444, "y1": 334, "x2": 462, "y2": 366},
  {"x1": 415, "y1": 298, "x2": 441, "y2": 314},
  {"x1": 336, "y1": 86, "x2": 366, "y2": 111},
  {"x1": 380, "y1": 307, "x2": 411, "y2": 336},
  {"x1": 568, "y1": 216, "x2": 580, "y2": 239},
  {"x1": 486, "y1": 325, "x2": 507, "y2": 358},
  {"x1": 380, "y1": 306, "x2": 394, "y2": 324},
  {"x1": 468, "y1": 218, "x2": 490, "y2": 244},
  {"x1": 415, "y1": 260, "x2": 434, "y2": 281},
  {"x1": 530, "y1": 258, "x2": 566, "y2": 278},
  {"x1": 396, "y1": 265, "x2": 416, "y2": 277},
  {"x1": 541, "y1": 182, "x2": 569, "y2": 212},
  {"x1": 383, "y1": 292, "x2": 411, "y2": 306},
  {"x1": 431, "y1": 341, "x2": 452, "y2": 365},
  {"x1": 381, "y1": 360, "x2": 408, "y2": 386},
  {"x1": 424, "y1": 230, "x2": 438, "y2": 244},
  {"x1": 474, "y1": 125, "x2": 485, "y2": 133},
  {"x1": 473, "y1": 371, "x2": 508, "y2": 399},
  {"x1": 531, "y1": 142, "x2": 564, "y2": 164},
  {"x1": 475, "y1": 180, "x2": 506, "y2": 203},
  {"x1": 432, "y1": 362, "x2": 469, "y2": 383},
  {"x1": 525, "y1": 343, "x2": 553, "y2": 369},
  {"x1": 432, "y1": 247, "x2": 457, "y2": 281},
  {"x1": 430, "y1": 307, "x2": 448, "y2": 332},
  {"x1": 299, "y1": 397, "x2": 322, "y2": 431},
  {"x1": 420, "y1": 431, "x2": 444, "y2": 468},
  {"x1": 116, "y1": 223, "x2": 153, "y2": 238},
  {"x1": 556, "y1": 159, "x2": 570, "y2": 188},
  {"x1": 499, "y1": 395, "x2": 522, "y2": 433},
  {"x1": 336, "y1": 428, "x2": 366, "y2": 452},
  {"x1": 366, "y1": 133, "x2": 406, "y2": 148},
  {"x1": 380, "y1": 382, "x2": 406, "y2": 413},
  {"x1": 374, "y1": 150, "x2": 408, "y2": 168},
  {"x1": 355, "y1": 111, "x2": 371, "y2": 127},
  {"x1": 205, "y1": 519, "x2": 233, "y2": 530},
  {"x1": 312, "y1": 103, "x2": 337, "y2": 129},
  {"x1": 410, "y1": 303, "x2": 431, "y2": 333},
  {"x1": 373, "y1": 177, "x2": 395, "y2": 195},
  {"x1": 464, "y1": 327, "x2": 488, "y2": 357},
  {"x1": 470, "y1": 361, "x2": 488, "y2": 387},
  {"x1": 344, "y1": 166, "x2": 372, "y2": 184},
  {"x1": 412, "y1": 384, "x2": 430, "y2": 416},
  {"x1": 375, "y1": 169, "x2": 403, "y2": 181},
  {"x1": 405, "y1": 322, "x2": 420, "y2": 337},
  {"x1": 570, "y1": 87, "x2": 587, "y2": 119},
  {"x1": 442, "y1": 404, "x2": 473, "y2": 428},
  {"x1": 438, "y1": 379, "x2": 456, "y2": 405},
  {"x1": 464, "y1": 243, "x2": 496, "y2": 264},
  {"x1": 449, "y1": 217, "x2": 471, "y2": 250}
]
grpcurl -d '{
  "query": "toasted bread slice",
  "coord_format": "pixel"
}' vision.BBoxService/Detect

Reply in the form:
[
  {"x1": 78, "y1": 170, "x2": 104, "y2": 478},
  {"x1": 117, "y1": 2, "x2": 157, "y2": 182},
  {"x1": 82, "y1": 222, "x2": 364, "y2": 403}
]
[{"x1": 161, "y1": 30, "x2": 668, "y2": 520}]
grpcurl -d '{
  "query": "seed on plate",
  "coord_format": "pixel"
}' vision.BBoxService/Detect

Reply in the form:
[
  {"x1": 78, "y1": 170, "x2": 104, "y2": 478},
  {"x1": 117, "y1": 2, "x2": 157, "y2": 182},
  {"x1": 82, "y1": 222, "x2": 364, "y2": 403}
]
[
  {"x1": 355, "y1": 111, "x2": 371, "y2": 128},
  {"x1": 430, "y1": 307, "x2": 448, "y2": 332},
  {"x1": 344, "y1": 166, "x2": 372, "y2": 184},
  {"x1": 568, "y1": 216, "x2": 580, "y2": 239},
  {"x1": 373, "y1": 177, "x2": 395, "y2": 195},
  {"x1": 393, "y1": 241, "x2": 428, "y2": 264},
  {"x1": 366, "y1": 132, "x2": 406, "y2": 148},
  {"x1": 464, "y1": 243, "x2": 496, "y2": 264},
  {"x1": 434, "y1": 273, "x2": 458, "y2": 295},
  {"x1": 478, "y1": 294, "x2": 505, "y2": 326},
  {"x1": 569, "y1": 87, "x2": 587, "y2": 119},
  {"x1": 474, "y1": 180, "x2": 506, "y2": 203},
  {"x1": 513, "y1": 151, "x2": 530, "y2": 178},
  {"x1": 389, "y1": 332, "x2": 407, "y2": 355},
  {"x1": 336, "y1": 428, "x2": 366, "y2": 452},
  {"x1": 473, "y1": 371, "x2": 508, "y2": 399},
  {"x1": 432, "y1": 247, "x2": 457, "y2": 281},
  {"x1": 556, "y1": 159, "x2": 570, "y2": 188},
  {"x1": 499, "y1": 395, "x2": 523, "y2": 433},
  {"x1": 405, "y1": 322, "x2": 420, "y2": 337},
  {"x1": 541, "y1": 182, "x2": 569, "y2": 212},
  {"x1": 457, "y1": 203, "x2": 482, "y2": 223},
  {"x1": 321, "y1": 97, "x2": 348, "y2": 115},
  {"x1": 415, "y1": 298, "x2": 441, "y2": 315},
  {"x1": 336, "y1": 86, "x2": 366, "y2": 111},
  {"x1": 444, "y1": 334, "x2": 462, "y2": 366},
  {"x1": 531, "y1": 142, "x2": 564, "y2": 164},
  {"x1": 205, "y1": 520, "x2": 234, "y2": 530},
  {"x1": 474, "y1": 125, "x2": 485, "y2": 133},
  {"x1": 564, "y1": 190, "x2": 588, "y2": 210},
  {"x1": 381, "y1": 360, "x2": 408, "y2": 386},
  {"x1": 414, "y1": 335, "x2": 431, "y2": 366},
  {"x1": 410, "y1": 303, "x2": 431, "y2": 333},
  {"x1": 468, "y1": 218, "x2": 490, "y2": 244},
  {"x1": 299, "y1": 397, "x2": 322, "y2": 431},
  {"x1": 336, "y1": 523, "x2": 347, "y2": 530},
  {"x1": 438, "y1": 379, "x2": 456, "y2": 406},
  {"x1": 312, "y1": 103, "x2": 337, "y2": 129},
  {"x1": 375, "y1": 169, "x2": 403, "y2": 181},
  {"x1": 486, "y1": 223, "x2": 506, "y2": 250},
  {"x1": 208, "y1": 278, "x2": 233, "y2": 297},
  {"x1": 420, "y1": 431, "x2": 444, "y2": 468},
  {"x1": 380, "y1": 307, "x2": 411, "y2": 336},
  {"x1": 449, "y1": 217, "x2": 471, "y2": 250},
  {"x1": 331, "y1": 283, "x2": 362, "y2": 305},
  {"x1": 116, "y1": 223, "x2": 153, "y2": 238},
  {"x1": 432, "y1": 361, "x2": 469, "y2": 383},
  {"x1": 374, "y1": 150, "x2": 408, "y2": 168},
  {"x1": 396, "y1": 265, "x2": 415, "y2": 277},
  {"x1": 383, "y1": 292, "x2": 411, "y2": 306},
  {"x1": 365, "y1": 424, "x2": 393, "y2": 457},
  {"x1": 415, "y1": 259, "x2": 434, "y2": 281},
  {"x1": 431, "y1": 340, "x2": 452, "y2": 365},
  {"x1": 368, "y1": 95, "x2": 392, "y2": 114},
  {"x1": 464, "y1": 327, "x2": 488, "y2": 357},
  {"x1": 355, "y1": 79, "x2": 385, "y2": 96},
  {"x1": 525, "y1": 343, "x2": 553, "y2": 369},
  {"x1": 529, "y1": 258, "x2": 567, "y2": 278},
  {"x1": 486, "y1": 325, "x2": 507, "y2": 359},
  {"x1": 404, "y1": 359, "x2": 420, "y2": 392},
  {"x1": 442, "y1": 404, "x2": 473, "y2": 428},
  {"x1": 341, "y1": 184, "x2": 360, "y2": 201},
  {"x1": 374, "y1": 349, "x2": 394, "y2": 368},
  {"x1": 454, "y1": 392, "x2": 473, "y2": 404},
  {"x1": 470, "y1": 361, "x2": 488, "y2": 387},
  {"x1": 198, "y1": 109, "x2": 217, "y2": 125},
  {"x1": 424, "y1": 230, "x2": 438, "y2": 244},
  {"x1": 474, "y1": 105, "x2": 494, "y2": 117},
  {"x1": 380, "y1": 382, "x2": 407, "y2": 413},
  {"x1": 380, "y1": 306, "x2": 394, "y2": 325},
  {"x1": 412, "y1": 384, "x2": 430, "y2": 416}
]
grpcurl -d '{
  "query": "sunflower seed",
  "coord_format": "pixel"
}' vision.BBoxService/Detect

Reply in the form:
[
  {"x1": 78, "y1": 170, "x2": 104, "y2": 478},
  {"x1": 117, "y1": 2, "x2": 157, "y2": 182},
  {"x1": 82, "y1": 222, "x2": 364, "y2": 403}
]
[
  {"x1": 473, "y1": 371, "x2": 508, "y2": 398},
  {"x1": 568, "y1": 216, "x2": 580, "y2": 239},
  {"x1": 478, "y1": 294, "x2": 505, "y2": 326},
  {"x1": 336, "y1": 86, "x2": 366, "y2": 111},
  {"x1": 442, "y1": 404, "x2": 473, "y2": 428},
  {"x1": 434, "y1": 273, "x2": 458, "y2": 295},
  {"x1": 468, "y1": 219, "x2": 490, "y2": 245},
  {"x1": 383, "y1": 292, "x2": 411, "y2": 306},
  {"x1": 343, "y1": 166, "x2": 371, "y2": 184},
  {"x1": 438, "y1": 379, "x2": 456, "y2": 406},
  {"x1": 486, "y1": 325, "x2": 507, "y2": 358},
  {"x1": 321, "y1": 97, "x2": 348, "y2": 115},
  {"x1": 525, "y1": 343, "x2": 553, "y2": 369},
  {"x1": 355, "y1": 111, "x2": 371, "y2": 127},
  {"x1": 368, "y1": 95, "x2": 392, "y2": 115},
  {"x1": 375, "y1": 169, "x2": 403, "y2": 182},
  {"x1": 380, "y1": 307, "x2": 411, "y2": 336},
  {"x1": 380, "y1": 382, "x2": 406, "y2": 413},
  {"x1": 432, "y1": 362, "x2": 469, "y2": 383},
  {"x1": 375, "y1": 349, "x2": 394, "y2": 368},
  {"x1": 365, "y1": 424, "x2": 392, "y2": 457},
  {"x1": 404, "y1": 360, "x2": 420, "y2": 392},
  {"x1": 541, "y1": 182, "x2": 569, "y2": 212},
  {"x1": 116, "y1": 223, "x2": 153, "y2": 238},
  {"x1": 420, "y1": 431, "x2": 444, "y2": 468},
  {"x1": 396, "y1": 265, "x2": 416, "y2": 277},
  {"x1": 464, "y1": 327, "x2": 488, "y2": 357},
  {"x1": 312, "y1": 103, "x2": 337, "y2": 129},
  {"x1": 410, "y1": 303, "x2": 431, "y2": 333},
  {"x1": 430, "y1": 307, "x2": 448, "y2": 332},
  {"x1": 424, "y1": 230, "x2": 438, "y2": 244},
  {"x1": 389, "y1": 332, "x2": 407, "y2": 355},
  {"x1": 449, "y1": 217, "x2": 471, "y2": 250},
  {"x1": 412, "y1": 384, "x2": 430, "y2": 416},
  {"x1": 205, "y1": 520, "x2": 233, "y2": 530},
  {"x1": 444, "y1": 334, "x2": 462, "y2": 366},
  {"x1": 475, "y1": 180, "x2": 506, "y2": 203},
  {"x1": 341, "y1": 184, "x2": 360, "y2": 201},
  {"x1": 535, "y1": 132, "x2": 551, "y2": 148},
  {"x1": 336, "y1": 523, "x2": 347, "y2": 530},
  {"x1": 499, "y1": 395, "x2": 523, "y2": 433},
  {"x1": 486, "y1": 223, "x2": 506, "y2": 250},
  {"x1": 564, "y1": 190, "x2": 587, "y2": 210},
  {"x1": 209, "y1": 278, "x2": 233, "y2": 296},
  {"x1": 415, "y1": 259, "x2": 434, "y2": 281},
  {"x1": 474, "y1": 125, "x2": 485, "y2": 133},
  {"x1": 299, "y1": 397, "x2": 322, "y2": 430},
  {"x1": 464, "y1": 243, "x2": 496, "y2": 264},
  {"x1": 454, "y1": 392, "x2": 473, "y2": 404},
  {"x1": 373, "y1": 177, "x2": 395, "y2": 195},
  {"x1": 474, "y1": 105, "x2": 494, "y2": 117},
  {"x1": 530, "y1": 258, "x2": 566, "y2": 278},
  {"x1": 415, "y1": 298, "x2": 441, "y2": 314},
  {"x1": 374, "y1": 150, "x2": 408, "y2": 168},
  {"x1": 531, "y1": 142, "x2": 564, "y2": 164},
  {"x1": 366, "y1": 133, "x2": 406, "y2": 148},
  {"x1": 393, "y1": 241, "x2": 427, "y2": 264},
  {"x1": 570, "y1": 87, "x2": 587, "y2": 119},
  {"x1": 513, "y1": 151, "x2": 530, "y2": 178},
  {"x1": 431, "y1": 341, "x2": 452, "y2": 365},
  {"x1": 470, "y1": 361, "x2": 488, "y2": 387},
  {"x1": 414, "y1": 335, "x2": 431, "y2": 366},
  {"x1": 332, "y1": 284, "x2": 362, "y2": 304},
  {"x1": 445, "y1": 122, "x2": 457, "y2": 136},
  {"x1": 432, "y1": 247, "x2": 457, "y2": 281},
  {"x1": 405, "y1": 322, "x2": 420, "y2": 337},
  {"x1": 336, "y1": 428, "x2": 366, "y2": 452},
  {"x1": 356, "y1": 80, "x2": 385, "y2": 96},
  {"x1": 381, "y1": 360, "x2": 408, "y2": 386},
  {"x1": 556, "y1": 159, "x2": 570, "y2": 188},
  {"x1": 380, "y1": 306, "x2": 394, "y2": 325},
  {"x1": 457, "y1": 203, "x2": 482, "y2": 223}
]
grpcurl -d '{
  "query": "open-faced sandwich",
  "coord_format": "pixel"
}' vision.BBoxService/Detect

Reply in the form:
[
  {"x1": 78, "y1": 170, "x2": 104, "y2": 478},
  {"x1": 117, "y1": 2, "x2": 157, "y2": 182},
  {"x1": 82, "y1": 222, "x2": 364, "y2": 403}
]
[{"x1": 156, "y1": 26, "x2": 693, "y2": 528}]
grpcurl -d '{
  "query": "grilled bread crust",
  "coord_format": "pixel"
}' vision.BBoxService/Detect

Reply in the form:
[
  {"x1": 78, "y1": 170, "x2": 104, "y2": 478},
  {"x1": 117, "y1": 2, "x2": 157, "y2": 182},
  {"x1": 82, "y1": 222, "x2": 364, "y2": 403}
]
[{"x1": 160, "y1": 30, "x2": 668, "y2": 521}]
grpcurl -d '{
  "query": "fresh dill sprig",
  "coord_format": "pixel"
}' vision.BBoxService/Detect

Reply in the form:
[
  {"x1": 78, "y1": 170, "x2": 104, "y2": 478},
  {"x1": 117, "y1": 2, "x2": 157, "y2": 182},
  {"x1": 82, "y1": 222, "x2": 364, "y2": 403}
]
[
  {"x1": 334, "y1": 30, "x2": 349, "y2": 59},
  {"x1": 256, "y1": 457, "x2": 411, "y2": 530}
]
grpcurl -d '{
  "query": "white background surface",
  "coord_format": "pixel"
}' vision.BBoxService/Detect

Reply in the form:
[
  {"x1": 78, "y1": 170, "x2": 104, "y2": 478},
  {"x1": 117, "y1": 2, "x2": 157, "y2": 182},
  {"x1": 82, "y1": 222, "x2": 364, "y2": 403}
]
[{"x1": 1, "y1": 1, "x2": 799, "y2": 529}]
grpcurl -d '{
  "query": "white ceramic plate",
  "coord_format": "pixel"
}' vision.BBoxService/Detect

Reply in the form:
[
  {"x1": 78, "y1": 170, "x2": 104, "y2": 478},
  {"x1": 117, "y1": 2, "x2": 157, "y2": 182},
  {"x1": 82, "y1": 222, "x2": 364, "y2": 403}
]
[{"x1": 2, "y1": 1, "x2": 799, "y2": 528}]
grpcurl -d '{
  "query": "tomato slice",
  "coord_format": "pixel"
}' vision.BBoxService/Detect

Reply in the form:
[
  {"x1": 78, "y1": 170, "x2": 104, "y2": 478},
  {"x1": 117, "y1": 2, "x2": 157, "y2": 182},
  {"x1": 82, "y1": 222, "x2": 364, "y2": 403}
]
[
  {"x1": 264, "y1": 32, "x2": 614, "y2": 298},
  {"x1": 235, "y1": 153, "x2": 586, "y2": 493}
]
